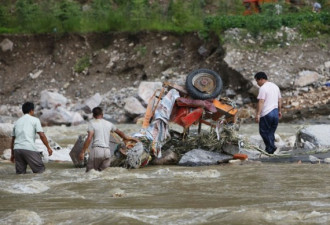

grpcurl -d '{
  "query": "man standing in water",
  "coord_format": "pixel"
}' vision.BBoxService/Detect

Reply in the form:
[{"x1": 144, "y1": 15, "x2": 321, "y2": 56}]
[
  {"x1": 255, "y1": 72, "x2": 282, "y2": 154},
  {"x1": 79, "y1": 107, "x2": 137, "y2": 172},
  {"x1": 11, "y1": 102, "x2": 53, "y2": 174}
]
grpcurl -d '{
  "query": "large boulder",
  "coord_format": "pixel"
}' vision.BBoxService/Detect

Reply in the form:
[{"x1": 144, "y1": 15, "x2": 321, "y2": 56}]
[
  {"x1": 82, "y1": 93, "x2": 102, "y2": 113},
  {"x1": 138, "y1": 81, "x2": 162, "y2": 105},
  {"x1": 295, "y1": 70, "x2": 319, "y2": 87},
  {"x1": 40, "y1": 90, "x2": 68, "y2": 109},
  {"x1": 124, "y1": 96, "x2": 146, "y2": 118},
  {"x1": 0, "y1": 123, "x2": 13, "y2": 155},
  {"x1": 40, "y1": 107, "x2": 84, "y2": 126},
  {"x1": 178, "y1": 149, "x2": 232, "y2": 166},
  {"x1": 296, "y1": 125, "x2": 330, "y2": 149}
]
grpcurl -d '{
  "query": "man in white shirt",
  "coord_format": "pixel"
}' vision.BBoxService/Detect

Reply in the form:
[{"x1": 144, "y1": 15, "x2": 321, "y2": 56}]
[
  {"x1": 313, "y1": 2, "x2": 321, "y2": 13},
  {"x1": 11, "y1": 102, "x2": 53, "y2": 174},
  {"x1": 255, "y1": 72, "x2": 282, "y2": 154},
  {"x1": 79, "y1": 107, "x2": 137, "y2": 172}
]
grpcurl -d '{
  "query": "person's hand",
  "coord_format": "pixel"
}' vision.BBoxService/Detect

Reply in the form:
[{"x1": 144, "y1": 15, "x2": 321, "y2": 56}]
[
  {"x1": 123, "y1": 137, "x2": 139, "y2": 144},
  {"x1": 47, "y1": 148, "x2": 53, "y2": 156},
  {"x1": 255, "y1": 114, "x2": 260, "y2": 123},
  {"x1": 279, "y1": 111, "x2": 282, "y2": 119},
  {"x1": 79, "y1": 151, "x2": 85, "y2": 161},
  {"x1": 10, "y1": 154, "x2": 15, "y2": 163}
]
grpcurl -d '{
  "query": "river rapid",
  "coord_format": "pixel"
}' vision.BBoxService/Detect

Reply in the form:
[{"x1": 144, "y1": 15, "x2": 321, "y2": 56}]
[{"x1": 1, "y1": 120, "x2": 330, "y2": 225}]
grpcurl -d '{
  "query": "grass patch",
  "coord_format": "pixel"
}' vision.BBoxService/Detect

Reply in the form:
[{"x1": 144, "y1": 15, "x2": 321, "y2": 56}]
[{"x1": 74, "y1": 55, "x2": 91, "y2": 73}]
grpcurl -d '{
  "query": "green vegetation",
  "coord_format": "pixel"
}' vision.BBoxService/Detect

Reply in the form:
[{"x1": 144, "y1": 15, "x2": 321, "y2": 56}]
[
  {"x1": 205, "y1": 10, "x2": 330, "y2": 37},
  {"x1": 74, "y1": 55, "x2": 91, "y2": 73},
  {"x1": 0, "y1": 0, "x2": 329, "y2": 38}
]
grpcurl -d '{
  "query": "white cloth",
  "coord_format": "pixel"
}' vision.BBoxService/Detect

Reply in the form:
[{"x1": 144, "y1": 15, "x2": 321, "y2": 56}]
[
  {"x1": 88, "y1": 119, "x2": 117, "y2": 148},
  {"x1": 257, "y1": 81, "x2": 281, "y2": 117},
  {"x1": 12, "y1": 114, "x2": 43, "y2": 151}
]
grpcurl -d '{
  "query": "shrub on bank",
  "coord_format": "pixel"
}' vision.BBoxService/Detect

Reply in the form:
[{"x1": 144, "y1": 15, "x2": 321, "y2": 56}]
[
  {"x1": 204, "y1": 11, "x2": 330, "y2": 37},
  {"x1": 0, "y1": 0, "x2": 329, "y2": 39}
]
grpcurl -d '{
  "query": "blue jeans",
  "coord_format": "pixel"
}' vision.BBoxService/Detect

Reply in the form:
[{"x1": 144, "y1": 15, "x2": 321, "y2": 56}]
[{"x1": 259, "y1": 108, "x2": 279, "y2": 154}]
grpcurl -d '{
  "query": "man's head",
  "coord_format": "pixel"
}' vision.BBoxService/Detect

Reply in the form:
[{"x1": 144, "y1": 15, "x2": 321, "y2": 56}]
[
  {"x1": 254, "y1": 72, "x2": 268, "y2": 86},
  {"x1": 22, "y1": 102, "x2": 35, "y2": 114},
  {"x1": 92, "y1": 107, "x2": 103, "y2": 118}
]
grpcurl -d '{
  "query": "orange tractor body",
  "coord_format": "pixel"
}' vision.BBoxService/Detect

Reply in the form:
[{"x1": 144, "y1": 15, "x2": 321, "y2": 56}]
[{"x1": 243, "y1": 0, "x2": 297, "y2": 15}]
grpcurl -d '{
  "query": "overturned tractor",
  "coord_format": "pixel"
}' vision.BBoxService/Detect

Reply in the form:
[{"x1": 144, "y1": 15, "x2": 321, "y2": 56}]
[{"x1": 70, "y1": 69, "x2": 241, "y2": 169}]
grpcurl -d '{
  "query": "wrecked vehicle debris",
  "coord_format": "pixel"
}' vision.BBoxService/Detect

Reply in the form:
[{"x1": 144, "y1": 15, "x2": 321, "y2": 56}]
[{"x1": 69, "y1": 69, "x2": 293, "y2": 168}]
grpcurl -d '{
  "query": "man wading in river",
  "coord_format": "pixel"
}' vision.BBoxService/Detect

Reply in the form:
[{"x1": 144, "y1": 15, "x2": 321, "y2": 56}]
[
  {"x1": 255, "y1": 72, "x2": 282, "y2": 154},
  {"x1": 11, "y1": 102, "x2": 53, "y2": 174},
  {"x1": 79, "y1": 107, "x2": 137, "y2": 172}
]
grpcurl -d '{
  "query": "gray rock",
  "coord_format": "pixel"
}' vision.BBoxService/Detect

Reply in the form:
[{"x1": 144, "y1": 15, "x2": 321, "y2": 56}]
[
  {"x1": 1, "y1": 149, "x2": 11, "y2": 160},
  {"x1": 308, "y1": 155, "x2": 320, "y2": 164},
  {"x1": 0, "y1": 123, "x2": 14, "y2": 155},
  {"x1": 40, "y1": 107, "x2": 84, "y2": 126},
  {"x1": 138, "y1": 81, "x2": 162, "y2": 105},
  {"x1": 295, "y1": 71, "x2": 319, "y2": 87},
  {"x1": 198, "y1": 45, "x2": 209, "y2": 57},
  {"x1": 29, "y1": 70, "x2": 43, "y2": 79},
  {"x1": 178, "y1": 149, "x2": 232, "y2": 166},
  {"x1": 82, "y1": 93, "x2": 102, "y2": 114},
  {"x1": 151, "y1": 149, "x2": 178, "y2": 165},
  {"x1": 222, "y1": 143, "x2": 261, "y2": 160},
  {"x1": 124, "y1": 97, "x2": 146, "y2": 117},
  {"x1": 225, "y1": 88, "x2": 236, "y2": 97},
  {"x1": 296, "y1": 125, "x2": 330, "y2": 148},
  {"x1": 0, "y1": 38, "x2": 13, "y2": 52},
  {"x1": 40, "y1": 90, "x2": 68, "y2": 109}
]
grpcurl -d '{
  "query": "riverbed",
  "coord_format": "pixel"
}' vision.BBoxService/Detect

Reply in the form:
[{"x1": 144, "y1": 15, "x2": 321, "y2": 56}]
[{"x1": 1, "y1": 119, "x2": 330, "y2": 224}]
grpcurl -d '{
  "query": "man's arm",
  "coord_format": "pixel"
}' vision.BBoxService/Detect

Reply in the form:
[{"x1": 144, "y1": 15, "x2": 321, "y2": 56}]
[
  {"x1": 38, "y1": 132, "x2": 53, "y2": 156},
  {"x1": 278, "y1": 98, "x2": 282, "y2": 119},
  {"x1": 114, "y1": 129, "x2": 139, "y2": 144},
  {"x1": 79, "y1": 131, "x2": 94, "y2": 161},
  {"x1": 256, "y1": 99, "x2": 264, "y2": 123},
  {"x1": 10, "y1": 136, "x2": 15, "y2": 163}
]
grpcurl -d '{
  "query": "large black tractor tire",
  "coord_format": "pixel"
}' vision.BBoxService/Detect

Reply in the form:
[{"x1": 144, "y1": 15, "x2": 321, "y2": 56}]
[{"x1": 185, "y1": 69, "x2": 223, "y2": 100}]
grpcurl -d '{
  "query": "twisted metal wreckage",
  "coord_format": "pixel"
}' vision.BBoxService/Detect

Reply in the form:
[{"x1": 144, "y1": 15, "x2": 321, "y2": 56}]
[{"x1": 70, "y1": 69, "x2": 267, "y2": 169}]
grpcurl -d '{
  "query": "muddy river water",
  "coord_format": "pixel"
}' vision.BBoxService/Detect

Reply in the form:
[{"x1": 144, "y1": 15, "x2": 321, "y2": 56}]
[{"x1": 1, "y1": 120, "x2": 329, "y2": 224}]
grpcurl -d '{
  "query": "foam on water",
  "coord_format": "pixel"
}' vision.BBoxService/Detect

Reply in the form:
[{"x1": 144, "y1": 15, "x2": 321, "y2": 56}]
[
  {"x1": 0, "y1": 210, "x2": 43, "y2": 225},
  {"x1": 174, "y1": 169, "x2": 221, "y2": 178},
  {"x1": 4, "y1": 181, "x2": 50, "y2": 194},
  {"x1": 35, "y1": 139, "x2": 72, "y2": 162}
]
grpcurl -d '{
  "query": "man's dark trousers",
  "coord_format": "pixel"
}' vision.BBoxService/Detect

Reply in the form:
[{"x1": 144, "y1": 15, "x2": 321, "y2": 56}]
[{"x1": 259, "y1": 108, "x2": 279, "y2": 154}]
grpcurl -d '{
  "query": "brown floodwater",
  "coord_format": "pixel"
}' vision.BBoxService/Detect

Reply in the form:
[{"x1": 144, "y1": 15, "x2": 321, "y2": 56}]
[{"x1": 1, "y1": 120, "x2": 329, "y2": 224}]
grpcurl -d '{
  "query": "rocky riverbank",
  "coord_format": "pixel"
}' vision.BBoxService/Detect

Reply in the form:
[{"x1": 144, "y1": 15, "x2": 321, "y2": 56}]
[{"x1": 1, "y1": 29, "x2": 329, "y2": 125}]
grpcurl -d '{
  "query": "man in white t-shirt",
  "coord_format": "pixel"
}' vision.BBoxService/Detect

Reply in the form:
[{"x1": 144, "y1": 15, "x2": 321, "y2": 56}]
[
  {"x1": 11, "y1": 102, "x2": 53, "y2": 174},
  {"x1": 255, "y1": 72, "x2": 282, "y2": 154},
  {"x1": 313, "y1": 2, "x2": 321, "y2": 13},
  {"x1": 79, "y1": 107, "x2": 137, "y2": 172}
]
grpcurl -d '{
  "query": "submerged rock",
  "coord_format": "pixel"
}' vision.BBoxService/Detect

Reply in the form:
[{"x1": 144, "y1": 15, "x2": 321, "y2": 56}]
[{"x1": 178, "y1": 149, "x2": 232, "y2": 166}]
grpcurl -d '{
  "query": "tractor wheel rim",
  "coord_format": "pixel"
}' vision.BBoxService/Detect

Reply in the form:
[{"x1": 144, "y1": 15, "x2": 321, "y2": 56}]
[{"x1": 191, "y1": 73, "x2": 216, "y2": 94}]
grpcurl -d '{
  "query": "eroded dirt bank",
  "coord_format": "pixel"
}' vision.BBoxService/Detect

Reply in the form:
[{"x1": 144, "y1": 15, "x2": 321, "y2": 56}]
[{"x1": 0, "y1": 31, "x2": 329, "y2": 122}]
